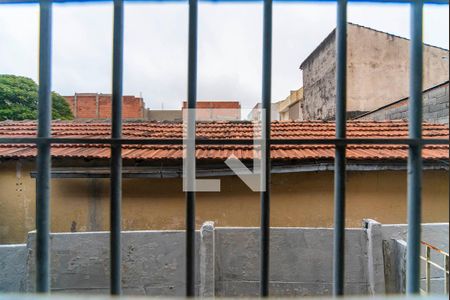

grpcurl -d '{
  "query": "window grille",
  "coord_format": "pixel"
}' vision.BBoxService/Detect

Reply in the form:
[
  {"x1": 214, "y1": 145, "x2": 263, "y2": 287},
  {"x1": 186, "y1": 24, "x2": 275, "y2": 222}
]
[{"x1": 0, "y1": 0, "x2": 449, "y2": 296}]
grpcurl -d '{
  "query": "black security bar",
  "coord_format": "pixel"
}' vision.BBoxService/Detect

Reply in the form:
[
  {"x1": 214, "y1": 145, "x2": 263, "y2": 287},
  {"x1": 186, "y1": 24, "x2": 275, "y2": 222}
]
[
  {"x1": 36, "y1": 0, "x2": 52, "y2": 292},
  {"x1": 0, "y1": 0, "x2": 447, "y2": 297},
  {"x1": 110, "y1": 0, "x2": 124, "y2": 294},
  {"x1": 407, "y1": 0, "x2": 424, "y2": 294},
  {"x1": 186, "y1": 0, "x2": 198, "y2": 295},
  {"x1": 261, "y1": 0, "x2": 272, "y2": 295},
  {"x1": 333, "y1": 0, "x2": 347, "y2": 295}
]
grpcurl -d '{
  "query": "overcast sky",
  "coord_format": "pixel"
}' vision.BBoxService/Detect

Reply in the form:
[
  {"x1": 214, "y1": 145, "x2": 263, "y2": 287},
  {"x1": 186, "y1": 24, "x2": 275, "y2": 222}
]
[{"x1": 0, "y1": 2, "x2": 448, "y2": 110}]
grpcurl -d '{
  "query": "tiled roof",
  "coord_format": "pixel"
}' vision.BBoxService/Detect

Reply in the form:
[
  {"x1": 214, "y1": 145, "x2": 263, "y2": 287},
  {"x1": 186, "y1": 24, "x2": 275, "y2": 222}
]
[{"x1": 0, "y1": 121, "x2": 448, "y2": 162}]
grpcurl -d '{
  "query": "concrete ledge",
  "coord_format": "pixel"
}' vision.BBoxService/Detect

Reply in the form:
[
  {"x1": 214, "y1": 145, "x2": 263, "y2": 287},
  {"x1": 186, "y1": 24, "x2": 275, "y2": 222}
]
[
  {"x1": 200, "y1": 221, "x2": 215, "y2": 297},
  {"x1": 364, "y1": 219, "x2": 386, "y2": 295}
]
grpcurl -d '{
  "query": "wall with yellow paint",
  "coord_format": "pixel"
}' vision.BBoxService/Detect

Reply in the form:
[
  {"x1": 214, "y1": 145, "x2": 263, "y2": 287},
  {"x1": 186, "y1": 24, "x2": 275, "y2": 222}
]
[{"x1": 0, "y1": 160, "x2": 448, "y2": 244}]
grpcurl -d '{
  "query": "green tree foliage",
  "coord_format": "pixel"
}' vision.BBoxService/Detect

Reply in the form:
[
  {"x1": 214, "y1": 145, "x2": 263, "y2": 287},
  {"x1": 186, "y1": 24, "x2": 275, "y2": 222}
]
[{"x1": 0, "y1": 74, "x2": 73, "y2": 121}]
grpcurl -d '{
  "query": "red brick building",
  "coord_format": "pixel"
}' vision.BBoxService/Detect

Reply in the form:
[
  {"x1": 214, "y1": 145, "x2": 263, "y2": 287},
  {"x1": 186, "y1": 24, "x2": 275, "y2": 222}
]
[
  {"x1": 182, "y1": 101, "x2": 241, "y2": 120},
  {"x1": 64, "y1": 93, "x2": 145, "y2": 120}
]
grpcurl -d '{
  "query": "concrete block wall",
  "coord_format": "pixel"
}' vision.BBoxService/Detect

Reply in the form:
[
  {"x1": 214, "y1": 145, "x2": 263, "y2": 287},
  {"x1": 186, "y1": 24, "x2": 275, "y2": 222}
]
[
  {"x1": 25, "y1": 231, "x2": 200, "y2": 295},
  {"x1": 424, "y1": 83, "x2": 449, "y2": 124},
  {"x1": 1, "y1": 222, "x2": 448, "y2": 296},
  {"x1": 357, "y1": 82, "x2": 449, "y2": 123},
  {"x1": 214, "y1": 227, "x2": 369, "y2": 296},
  {"x1": 23, "y1": 226, "x2": 369, "y2": 296}
]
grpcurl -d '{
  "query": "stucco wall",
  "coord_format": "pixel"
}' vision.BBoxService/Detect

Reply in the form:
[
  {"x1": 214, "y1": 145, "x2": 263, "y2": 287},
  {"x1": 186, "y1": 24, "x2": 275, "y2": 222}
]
[
  {"x1": 0, "y1": 243, "x2": 27, "y2": 292},
  {"x1": 288, "y1": 101, "x2": 301, "y2": 120},
  {"x1": 12, "y1": 227, "x2": 370, "y2": 296},
  {"x1": 301, "y1": 32, "x2": 337, "y2": 121},
  {"x1": 381, "y1": 223, "x2": 449, "y2": 294},
  {"x1": 357, "y1": 82, "x2": 449, "y2": 124},
  {"x1": 214, "y1": 227, "x2": 368, "y2": 296},
  {"x1": 0, "y1": 160, "x2": 448, "y2": 244},
  {"x1": 145, "y1": 109, "x2": 182, "y2": 122},
  {"x1": 347, "y1": 25, "x2": 449, "y2": 113},
  {"x1": 1, "y1": 222, "x2": 448, "y2": 295},
  {"x1": 380, "y1": 223, "x2": 449, "y2": 253},
  {"x1": 248, "y1": 103, "x2": 280, "y2": 121},
  {"x1": 301, "y1": 24, "x2": 449, "y2": 121},
  {"x1": 25, "y1": 231, "x2": 200, "y2": 295},
  {"x1": 0, "y1": 161, "x2": 35, "y2": 245}
]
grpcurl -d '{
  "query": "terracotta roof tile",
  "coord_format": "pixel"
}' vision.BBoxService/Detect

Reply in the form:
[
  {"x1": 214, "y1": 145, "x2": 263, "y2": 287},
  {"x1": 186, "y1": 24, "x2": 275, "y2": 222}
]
[{"x1": 0, "y1": 121, "x2": 448, "y2": 162}]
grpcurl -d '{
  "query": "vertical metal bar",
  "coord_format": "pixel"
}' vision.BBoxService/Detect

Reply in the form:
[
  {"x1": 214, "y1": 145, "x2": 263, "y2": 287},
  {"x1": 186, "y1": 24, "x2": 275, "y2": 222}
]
[
  {"x1": 406, "y1": 0, "x2": 423, "y2": 294},
  {"x1": 425, "y1": 246, "x2": 430, "y2": 293},
  {"x1": 260, "y1": 0, "x2": 272, "y2": 296},
  {"x1": 186, "y1": 0, "x2": 198, "y2": 296},
  {"x1": 333, "y1": 0, "x2": 347, "y2": 296},
  {"x1": 110, "y1": 0, "x2": 124, "y2": 295},
  {"x1": 36, "y1": 0, "x2": 52, "y2": 293},
  {"x1": 445, "y1": 255, "x2": 449, "y2": 294}
]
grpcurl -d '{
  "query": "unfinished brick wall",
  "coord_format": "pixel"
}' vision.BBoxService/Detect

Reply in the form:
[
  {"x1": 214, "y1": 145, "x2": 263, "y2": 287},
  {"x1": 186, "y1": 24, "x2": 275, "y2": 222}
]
[{"x1": 64, "y1": 94, "x2": 145, "y2": 120}]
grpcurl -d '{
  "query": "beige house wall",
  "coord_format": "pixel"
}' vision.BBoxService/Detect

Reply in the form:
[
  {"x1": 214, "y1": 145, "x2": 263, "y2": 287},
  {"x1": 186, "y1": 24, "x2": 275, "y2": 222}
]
[
  {"x1": 0, "y1": 160, "x2": 448, "y2": 244},
  {"x1": 145, "y1": 109, "x2": 182, "y2": 122},
  {"x1": 347, "y1": 24, "x2": 449, "y2": 113},
  {"x1": 278, "y1": 88, "x2": 304, "y2": 121}
]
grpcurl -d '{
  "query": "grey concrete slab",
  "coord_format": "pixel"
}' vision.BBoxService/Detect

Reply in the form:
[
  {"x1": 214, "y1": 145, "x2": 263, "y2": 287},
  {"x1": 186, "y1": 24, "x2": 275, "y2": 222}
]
[{"x1": 0, "y1": 244, "x2": 27, "y2": 292}]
